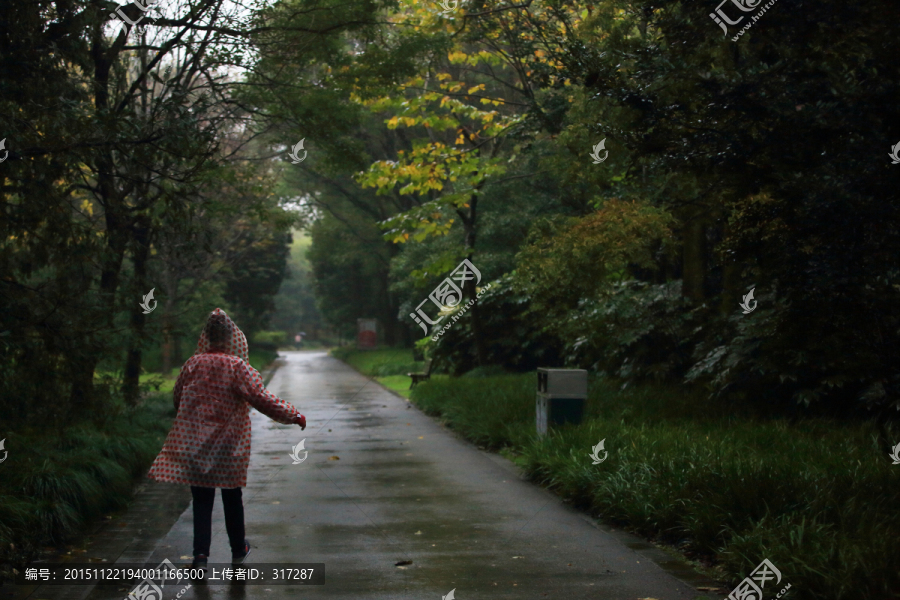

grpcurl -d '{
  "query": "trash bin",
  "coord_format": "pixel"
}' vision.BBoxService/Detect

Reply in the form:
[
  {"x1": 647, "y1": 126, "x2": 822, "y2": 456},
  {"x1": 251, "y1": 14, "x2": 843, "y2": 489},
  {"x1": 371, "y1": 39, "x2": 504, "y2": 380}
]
[{"x1": 536, "y1": 368, "x2": 587, "y2": 435}]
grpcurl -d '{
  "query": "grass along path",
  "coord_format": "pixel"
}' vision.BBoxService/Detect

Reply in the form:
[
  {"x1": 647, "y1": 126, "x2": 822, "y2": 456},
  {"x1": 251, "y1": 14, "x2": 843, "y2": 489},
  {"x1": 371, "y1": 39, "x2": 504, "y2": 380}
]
[
  {"x1": 413, "y1": 376, "x2": 900, "y2": 600},
  {"x1": 330, "y1": 346, "x2": 437, "y2": 399},
  {"x1": 0, "y1": 349, "x2": 282, "y2": 583},
  {"x1": 334, "y1": 348, "x2": 900, "y2": 600}
]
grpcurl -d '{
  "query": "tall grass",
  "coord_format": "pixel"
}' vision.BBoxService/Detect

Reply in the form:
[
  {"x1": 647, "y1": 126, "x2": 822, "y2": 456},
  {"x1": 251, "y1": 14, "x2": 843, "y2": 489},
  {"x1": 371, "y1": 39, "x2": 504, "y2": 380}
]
[
  {"x1": 0, "y1": 392, "x2": 176, "y2": 582},
  {"x1": 411, "y1": 375, "x2": 900, "y2": 600}
]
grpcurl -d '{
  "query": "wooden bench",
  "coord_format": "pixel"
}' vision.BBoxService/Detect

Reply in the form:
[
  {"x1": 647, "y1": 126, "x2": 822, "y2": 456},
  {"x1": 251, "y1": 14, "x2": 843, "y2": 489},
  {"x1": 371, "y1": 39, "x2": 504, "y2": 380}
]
[{"x1": 407, "y1": 359, "x2": 433, "y2": 388}]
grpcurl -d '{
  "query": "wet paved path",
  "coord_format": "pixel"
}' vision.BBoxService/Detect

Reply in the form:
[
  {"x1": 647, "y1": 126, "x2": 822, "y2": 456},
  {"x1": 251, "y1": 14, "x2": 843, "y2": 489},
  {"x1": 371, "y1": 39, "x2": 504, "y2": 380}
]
[{"x1": 26, "y1": 351, "x2": 715, "y2": 600}]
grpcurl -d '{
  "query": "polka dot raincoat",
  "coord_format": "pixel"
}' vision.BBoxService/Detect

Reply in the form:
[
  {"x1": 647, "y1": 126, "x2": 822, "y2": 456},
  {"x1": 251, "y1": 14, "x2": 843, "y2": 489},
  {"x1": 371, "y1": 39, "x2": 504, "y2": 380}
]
[{"x1": 148, "y1": 308, "x2": 301, "y2": 488}]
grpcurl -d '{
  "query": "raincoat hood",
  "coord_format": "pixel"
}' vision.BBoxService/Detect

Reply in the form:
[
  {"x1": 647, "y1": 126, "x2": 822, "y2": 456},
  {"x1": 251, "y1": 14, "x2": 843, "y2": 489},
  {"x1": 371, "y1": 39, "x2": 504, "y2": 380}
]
[{"x1": 194, "y1": 308, "x2": 249, "y2": 364}]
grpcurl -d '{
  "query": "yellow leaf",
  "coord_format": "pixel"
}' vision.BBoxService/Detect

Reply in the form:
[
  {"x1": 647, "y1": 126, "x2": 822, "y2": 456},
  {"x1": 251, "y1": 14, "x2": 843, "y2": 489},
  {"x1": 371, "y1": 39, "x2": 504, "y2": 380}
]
[{"x1": 448, "y1": 51, "x2": 468, "y2": 64}]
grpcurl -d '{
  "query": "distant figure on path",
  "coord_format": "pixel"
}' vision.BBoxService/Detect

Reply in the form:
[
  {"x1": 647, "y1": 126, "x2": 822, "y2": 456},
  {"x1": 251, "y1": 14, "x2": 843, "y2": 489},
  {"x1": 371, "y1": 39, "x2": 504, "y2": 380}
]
[{"x1": 148, "y1": 308, "x2": 306, "y2": 567}]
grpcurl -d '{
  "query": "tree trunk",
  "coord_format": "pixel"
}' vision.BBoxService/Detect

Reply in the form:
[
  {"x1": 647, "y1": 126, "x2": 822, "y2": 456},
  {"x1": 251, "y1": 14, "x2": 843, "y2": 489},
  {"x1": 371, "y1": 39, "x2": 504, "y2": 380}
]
[
  {"x1": 460, "y1": 192, "x2": 487, "y2": 366},
  {"x1": 719, "y1": 217, "x2": 739, "y2": 315},
  {"x1": 161, "y1": 261, "x2": 179, "y2": 374},
  {"x1": 68, "y1": 201, "x2": 128, "y2": 413},
  {"x1": 682, "y1": 217, "x2": 707, "y2": 303},
  {"x1": 69, "y1": 30, "x2": 123, "y2": 413},
  {"x1": 123, "y1": 217, "x2": 151, "y2": 405}
]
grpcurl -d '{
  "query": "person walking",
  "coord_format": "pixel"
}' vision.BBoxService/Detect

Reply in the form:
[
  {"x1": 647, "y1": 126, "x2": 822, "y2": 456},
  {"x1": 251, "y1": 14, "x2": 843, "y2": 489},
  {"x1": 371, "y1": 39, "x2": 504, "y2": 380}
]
[{"x1": 148, "y1": 308, "x2": 306, "y2": 567}]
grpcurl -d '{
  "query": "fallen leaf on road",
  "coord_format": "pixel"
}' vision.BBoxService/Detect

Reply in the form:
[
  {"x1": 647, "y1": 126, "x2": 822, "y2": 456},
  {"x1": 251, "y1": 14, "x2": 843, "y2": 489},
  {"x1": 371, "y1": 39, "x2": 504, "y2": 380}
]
[
  {"x1": 406, "y1": 423, "x2": 411, "y2": 425},
  {"x1": 180, "y1": 555, "x2": 192, "y2": 560},
  {"x1": 271, "y1": 501, "x2": 280, "y2": 504},
  {"x1": 414, "y1": 531, "x2": 422, "y2": 535},
  {"x1": 394, "y1": 560, "x2": 413, "y2": 566},
  {"x1": 418, "y1": 436, "x2": 424, "y2": 439},
  {"x1": 328, "y1": 456, "x2": 340, "y2": 460},
  {"x1": 511, "y1": 556, "x2": 524, "y2": 559}
]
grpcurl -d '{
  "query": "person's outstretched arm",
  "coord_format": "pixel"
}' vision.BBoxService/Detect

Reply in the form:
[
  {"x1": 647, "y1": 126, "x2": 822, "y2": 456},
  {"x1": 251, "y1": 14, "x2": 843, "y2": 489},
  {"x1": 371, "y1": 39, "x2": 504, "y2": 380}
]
[{"x1": 233, "y1": 359, "x2": 305, "y2": 427}]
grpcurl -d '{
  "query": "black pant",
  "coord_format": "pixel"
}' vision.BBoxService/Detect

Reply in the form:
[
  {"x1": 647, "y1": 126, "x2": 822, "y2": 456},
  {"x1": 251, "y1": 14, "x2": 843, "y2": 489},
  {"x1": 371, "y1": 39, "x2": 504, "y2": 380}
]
[{"x1": 190, "y1": 486, "x2": 245, "y2": 557}]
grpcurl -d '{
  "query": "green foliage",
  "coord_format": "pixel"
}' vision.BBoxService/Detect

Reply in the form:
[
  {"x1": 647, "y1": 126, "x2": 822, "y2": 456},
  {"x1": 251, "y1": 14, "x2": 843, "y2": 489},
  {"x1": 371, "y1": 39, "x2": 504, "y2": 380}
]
[
  {"x1": 248, "y1": 349, "x2": 279, "y2": 374},
  {"x1": 0, "y1": 0, "x2": 298, "y2": 416},
  {"x1": 270, "y1": 231, "x2": 324, "y2": 341},
  {"x1": 427, "y1": 275, "x2": 565, "y2": 375},
  {"x1": 224, "y1": 228, "x2": 294, "y2": 339},
  {"x1": 515, "y1": 199, "x2": 676, "y2": 315},
  {"x1": 0, "y1": 393, "x2": 176, "y2": 581},
  {"x1": 252, "y1": 331, "x2": 288, "y2": 346},
  {"x1": 411, "y1": 375, "x2": 536, "y2": 449},
  {"x1": 307, "y1": 213, "x2": 395, "y2": 341},
  {"x1": 559, "y1": 280, "x2": 700, "y2": 380},
  {"x1": 411, "y1": 374, "x2": 900, "y2": 599},
  {"x1": 461, "y1": 365, "x2": 510, "y2": 378},
  {"x1": 331, "y1": 347, "x2": 425, "y2": 396},
  {"x1": 331, "y1": 347, "x2": 422, "y2": 377}
]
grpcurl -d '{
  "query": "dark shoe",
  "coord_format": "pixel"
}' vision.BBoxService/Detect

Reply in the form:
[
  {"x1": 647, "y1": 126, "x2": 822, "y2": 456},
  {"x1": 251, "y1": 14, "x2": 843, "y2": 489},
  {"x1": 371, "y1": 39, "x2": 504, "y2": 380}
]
[
  {"x1": 191, "y1": 554, "x2": 208, "y2": 568},
  {"x1": 232, "y1": 540, "x2": 250, "y2": 565}
]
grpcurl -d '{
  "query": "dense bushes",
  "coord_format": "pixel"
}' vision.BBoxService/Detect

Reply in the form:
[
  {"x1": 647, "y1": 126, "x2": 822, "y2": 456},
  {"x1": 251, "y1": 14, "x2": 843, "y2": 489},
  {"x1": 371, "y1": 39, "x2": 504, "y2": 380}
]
[
  {"x1": 0, "y1": 392, "x2": 175, "y2": 582},
  {"x1": 428, "y1": 275, "x2": 564, "y2": 375}
]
